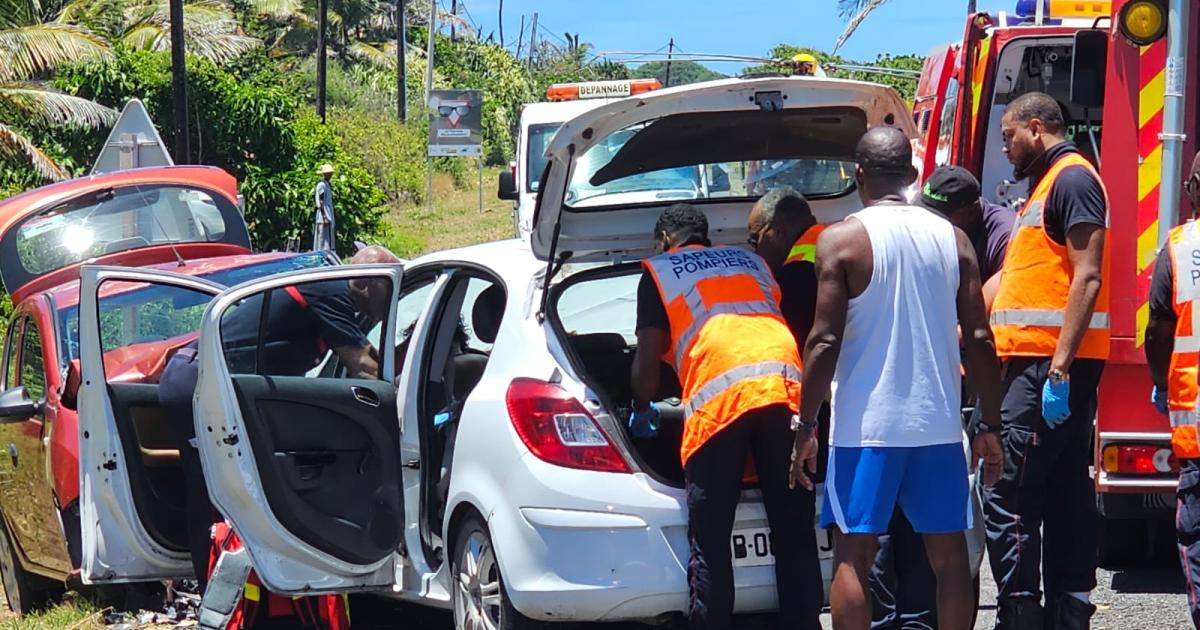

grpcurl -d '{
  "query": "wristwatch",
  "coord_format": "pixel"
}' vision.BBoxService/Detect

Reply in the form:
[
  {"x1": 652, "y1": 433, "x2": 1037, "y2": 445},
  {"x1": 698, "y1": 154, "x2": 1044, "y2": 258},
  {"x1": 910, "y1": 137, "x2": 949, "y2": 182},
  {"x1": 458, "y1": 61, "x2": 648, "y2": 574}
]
[
  {"x1": 1048, "y1": 368, "x2": 1069, "y2": 384},
  {"x1": 790, "y1": 415, "x2": 818, "y2": 432}
]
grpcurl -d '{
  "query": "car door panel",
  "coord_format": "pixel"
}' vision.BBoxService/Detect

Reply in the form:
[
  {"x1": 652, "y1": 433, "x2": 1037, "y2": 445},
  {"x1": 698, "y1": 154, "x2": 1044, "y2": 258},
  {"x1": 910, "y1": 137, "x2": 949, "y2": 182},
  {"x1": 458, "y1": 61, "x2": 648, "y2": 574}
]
[
  {"x1": 230, "y1": 376, "x2": 400, "y2": 565},
  {"x1": 193, "y1": 264, "x2": 403, "y2": 594},
  {"x1": 78, "y1": 266, "x2": 224, "y2": 583}
]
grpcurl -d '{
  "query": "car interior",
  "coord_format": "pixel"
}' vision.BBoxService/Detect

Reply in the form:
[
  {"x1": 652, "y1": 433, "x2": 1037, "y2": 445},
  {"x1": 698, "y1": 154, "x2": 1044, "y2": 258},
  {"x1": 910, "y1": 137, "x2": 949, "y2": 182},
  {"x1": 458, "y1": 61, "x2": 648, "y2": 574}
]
[{"x1": 415, "y1": 273, "x2": 506, "y2": 564}]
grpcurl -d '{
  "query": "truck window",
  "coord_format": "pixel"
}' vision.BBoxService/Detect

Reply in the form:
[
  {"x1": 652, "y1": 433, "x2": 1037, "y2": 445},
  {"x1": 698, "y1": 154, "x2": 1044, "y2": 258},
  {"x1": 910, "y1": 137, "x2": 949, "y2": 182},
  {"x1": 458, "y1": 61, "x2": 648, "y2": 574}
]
[{"x1": 526, "y1": 124, "x2": 560, "y2": 193}]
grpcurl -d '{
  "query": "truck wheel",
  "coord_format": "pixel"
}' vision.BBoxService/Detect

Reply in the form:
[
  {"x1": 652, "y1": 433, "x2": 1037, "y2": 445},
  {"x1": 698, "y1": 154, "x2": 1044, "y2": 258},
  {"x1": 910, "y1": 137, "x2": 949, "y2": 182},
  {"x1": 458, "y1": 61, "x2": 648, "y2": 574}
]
[
  {"x1": 452, "y1": 515, "x2": 550, "y2": 630},
  {"x1": 1098, "y1": 516, "x2": 1147, "y2": 568},
  {"x1": 0, "y1": 517, "x2": 57, "y2": 615}
]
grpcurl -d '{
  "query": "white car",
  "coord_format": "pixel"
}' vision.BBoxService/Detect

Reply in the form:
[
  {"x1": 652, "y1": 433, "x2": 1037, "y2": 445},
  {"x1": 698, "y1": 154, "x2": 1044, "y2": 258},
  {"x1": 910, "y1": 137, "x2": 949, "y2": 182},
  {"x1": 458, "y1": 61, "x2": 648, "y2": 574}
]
[{"x1": 75, "y1": 76, "x2": 985, "y2": 628}]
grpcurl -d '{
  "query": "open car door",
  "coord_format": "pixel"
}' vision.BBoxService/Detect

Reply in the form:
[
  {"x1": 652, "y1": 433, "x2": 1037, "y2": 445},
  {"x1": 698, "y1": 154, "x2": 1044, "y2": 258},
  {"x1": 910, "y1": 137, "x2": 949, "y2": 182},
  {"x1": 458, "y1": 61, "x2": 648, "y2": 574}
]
[
  {"x1": 78, "y1": 265, "x2": 225, "y2": 582},
  {"x1": 193, "y1": 265, "x2": 404, "y2": 594}
]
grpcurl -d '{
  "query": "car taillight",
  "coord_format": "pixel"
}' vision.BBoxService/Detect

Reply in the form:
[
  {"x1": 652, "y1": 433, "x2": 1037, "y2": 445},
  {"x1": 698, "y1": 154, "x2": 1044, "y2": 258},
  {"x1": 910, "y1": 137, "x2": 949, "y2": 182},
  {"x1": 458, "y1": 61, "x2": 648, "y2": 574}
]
[
  {"x1": 1101, "y1": 444, "x2": 1178, "y2": 475},
  {"x1": 506, "y1": 378, "x2": 631, "y2": 474}
]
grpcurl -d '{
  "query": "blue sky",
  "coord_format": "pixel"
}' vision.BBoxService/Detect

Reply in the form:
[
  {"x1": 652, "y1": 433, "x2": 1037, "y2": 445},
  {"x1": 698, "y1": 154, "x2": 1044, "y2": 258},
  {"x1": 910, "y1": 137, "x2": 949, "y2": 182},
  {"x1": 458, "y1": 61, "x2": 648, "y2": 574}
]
[{"x1": 460, "y1": 0, "x2": 1018, "y2": 71}]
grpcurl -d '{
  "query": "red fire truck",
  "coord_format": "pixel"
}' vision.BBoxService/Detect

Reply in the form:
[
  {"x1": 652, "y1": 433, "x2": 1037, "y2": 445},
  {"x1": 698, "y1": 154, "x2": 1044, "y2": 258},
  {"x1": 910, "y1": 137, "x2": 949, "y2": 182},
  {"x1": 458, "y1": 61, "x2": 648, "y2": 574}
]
[{"x1": 913, "y1": 0, "x2": 1197, "y2": 564}]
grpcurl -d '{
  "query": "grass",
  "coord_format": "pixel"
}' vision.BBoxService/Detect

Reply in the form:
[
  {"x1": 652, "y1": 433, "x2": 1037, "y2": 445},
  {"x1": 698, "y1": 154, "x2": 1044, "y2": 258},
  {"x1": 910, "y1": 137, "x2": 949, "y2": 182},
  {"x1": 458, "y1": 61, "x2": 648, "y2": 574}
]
[
  {"x1": 374, "y1": 166, "x2": 516, "y2": 259},
  {"x1": 0, "y1": 597, "x2": 102, "y2": 630}
]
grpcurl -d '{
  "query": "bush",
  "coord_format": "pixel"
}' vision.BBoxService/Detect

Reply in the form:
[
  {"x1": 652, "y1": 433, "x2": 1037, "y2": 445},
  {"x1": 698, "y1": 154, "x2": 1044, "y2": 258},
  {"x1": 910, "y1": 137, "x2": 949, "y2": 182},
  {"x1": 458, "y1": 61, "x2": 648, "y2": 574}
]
[
  {"x1": 329, "y1": 108, "x2": 427, "y2": 203},
  {"x1": 52, "y1": 48, "x2": 388, "y2": 255}
]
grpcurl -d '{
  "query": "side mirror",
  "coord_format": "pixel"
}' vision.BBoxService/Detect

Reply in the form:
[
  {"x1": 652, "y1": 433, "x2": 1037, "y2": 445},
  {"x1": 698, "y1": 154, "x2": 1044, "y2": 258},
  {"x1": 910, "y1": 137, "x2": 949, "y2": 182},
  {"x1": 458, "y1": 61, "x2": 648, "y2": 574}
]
[
  {"x1": 497, "y1": 170, "x2": 518, "y2": 201},
  {"x1": 1070, "y1": 30, "x2": 1108, "y2": 109},
  {"x1": 0, "y1": 386, "x2": 41, "y2": 420}
]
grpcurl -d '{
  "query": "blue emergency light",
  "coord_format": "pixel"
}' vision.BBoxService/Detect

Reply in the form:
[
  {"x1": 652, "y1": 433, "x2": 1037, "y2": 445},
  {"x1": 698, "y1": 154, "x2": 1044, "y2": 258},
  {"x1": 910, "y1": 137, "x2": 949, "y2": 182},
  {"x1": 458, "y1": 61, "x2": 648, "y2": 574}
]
[{"x1": 1015, "y1": 0, "x2": 1111, "y2": 17}]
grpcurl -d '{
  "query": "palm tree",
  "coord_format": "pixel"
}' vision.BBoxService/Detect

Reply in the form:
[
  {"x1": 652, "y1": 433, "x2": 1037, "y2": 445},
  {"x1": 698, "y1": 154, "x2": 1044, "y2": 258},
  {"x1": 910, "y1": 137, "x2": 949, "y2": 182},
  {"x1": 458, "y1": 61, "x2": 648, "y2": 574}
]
[
  {"x1": 0, "y1": 0, "x2": 116, "y2": 181},
  {"x1": 60, "y1": 0, "x2": 261, "y2": 65},
  {"x1": 834, "y1": 0, "x2": 888, "y2": 53}
]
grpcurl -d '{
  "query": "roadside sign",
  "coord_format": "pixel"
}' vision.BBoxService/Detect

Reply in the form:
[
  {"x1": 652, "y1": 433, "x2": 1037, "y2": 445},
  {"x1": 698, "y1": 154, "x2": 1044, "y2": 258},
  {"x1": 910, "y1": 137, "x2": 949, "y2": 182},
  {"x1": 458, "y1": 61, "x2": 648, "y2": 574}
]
[
  {"x1": 428, "y1": 90, "x2": 483, "y2": 157},
  {"x1": 91, "y1": 99, "x2": 174, "y2": 175}
]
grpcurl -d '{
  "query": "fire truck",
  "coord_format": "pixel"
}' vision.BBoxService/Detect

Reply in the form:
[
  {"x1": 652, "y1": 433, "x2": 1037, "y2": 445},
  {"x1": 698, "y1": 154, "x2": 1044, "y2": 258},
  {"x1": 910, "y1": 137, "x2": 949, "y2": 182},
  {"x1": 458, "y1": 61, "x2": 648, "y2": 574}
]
[{"x1": 913, "y1": 0, "x2": 1197, "y2": 563}]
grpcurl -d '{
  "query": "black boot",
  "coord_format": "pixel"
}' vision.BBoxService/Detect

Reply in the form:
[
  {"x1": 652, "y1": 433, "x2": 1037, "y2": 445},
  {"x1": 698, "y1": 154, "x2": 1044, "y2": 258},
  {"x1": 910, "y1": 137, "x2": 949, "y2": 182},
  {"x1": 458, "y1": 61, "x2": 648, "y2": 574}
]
[
  {"x1": 1051, "y1": 594, "x2": 1097, "y2": 630},
  {"x1": 996, "y1": 596, "x2": 1044, "y2": 630}
]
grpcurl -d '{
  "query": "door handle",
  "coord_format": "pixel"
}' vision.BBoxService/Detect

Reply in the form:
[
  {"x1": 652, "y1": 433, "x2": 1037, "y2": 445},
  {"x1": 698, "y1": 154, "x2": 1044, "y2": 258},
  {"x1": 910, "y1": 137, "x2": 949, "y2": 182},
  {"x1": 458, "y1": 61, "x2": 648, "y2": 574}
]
[
  {"x1": 351, "y1": 386, "x2": 380, "y2": 407},
  {"x1": 402, "y1": 458, "x2": 420, "y2": 470},
  {"x1": 8, "y1": 443, "x2": 17, "y2": 468}
]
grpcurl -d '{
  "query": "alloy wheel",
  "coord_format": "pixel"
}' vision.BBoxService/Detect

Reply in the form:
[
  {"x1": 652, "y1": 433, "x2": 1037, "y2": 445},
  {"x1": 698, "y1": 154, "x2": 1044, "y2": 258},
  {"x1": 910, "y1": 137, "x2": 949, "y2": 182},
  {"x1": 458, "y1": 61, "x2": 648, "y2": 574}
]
[{"x1": 454, "y1": 530, "x2": 503, "y2": 630}]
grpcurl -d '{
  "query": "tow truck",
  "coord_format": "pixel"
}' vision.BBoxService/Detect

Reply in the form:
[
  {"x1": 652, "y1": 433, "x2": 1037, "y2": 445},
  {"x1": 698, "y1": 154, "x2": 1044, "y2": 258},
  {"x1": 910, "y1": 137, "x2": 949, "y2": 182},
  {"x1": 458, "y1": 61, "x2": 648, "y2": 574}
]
[
  {"x1": 914, "y1": 0, "x2": 1197, "y2": 563},
  {"x1": 497, "y1": 78, "x2": 662, "y2": 237}
]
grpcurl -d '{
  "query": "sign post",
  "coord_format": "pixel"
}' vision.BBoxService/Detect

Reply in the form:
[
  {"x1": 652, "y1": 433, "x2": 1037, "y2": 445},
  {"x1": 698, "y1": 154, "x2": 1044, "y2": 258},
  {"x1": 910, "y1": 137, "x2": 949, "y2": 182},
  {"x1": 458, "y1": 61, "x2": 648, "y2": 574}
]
[
  {"x1": 427, "y1": 89, "x2": 484, "y2": 214},
  {"x1": 91, "y1": 99, "x2": 174, "y2": 175}
]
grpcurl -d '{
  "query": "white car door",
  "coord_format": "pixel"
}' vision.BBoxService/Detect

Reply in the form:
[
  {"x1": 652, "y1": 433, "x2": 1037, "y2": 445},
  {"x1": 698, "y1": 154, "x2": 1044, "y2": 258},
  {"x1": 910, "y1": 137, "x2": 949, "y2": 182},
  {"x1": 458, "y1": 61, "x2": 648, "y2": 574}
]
[
  {"x1": 77, "y1": 265, "x2": 225, "y2": 583},
  {"x1": 192, "y1": 264, "x2": 404, "y2": 594}
]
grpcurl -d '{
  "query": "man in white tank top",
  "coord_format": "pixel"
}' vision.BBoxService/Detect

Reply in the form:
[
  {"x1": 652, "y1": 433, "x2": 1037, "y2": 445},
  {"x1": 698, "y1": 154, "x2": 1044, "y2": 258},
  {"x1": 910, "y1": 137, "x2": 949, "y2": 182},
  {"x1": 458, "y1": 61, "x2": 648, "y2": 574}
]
[{"x1": 788, "y1": 127, "x2": 1005, "y2": 630}]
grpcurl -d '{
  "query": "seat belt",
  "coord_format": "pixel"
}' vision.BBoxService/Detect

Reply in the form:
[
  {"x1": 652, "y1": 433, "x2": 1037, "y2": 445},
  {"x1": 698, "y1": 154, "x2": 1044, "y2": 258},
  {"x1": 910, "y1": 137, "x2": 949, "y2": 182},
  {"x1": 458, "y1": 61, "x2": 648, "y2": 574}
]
[{"x1": 199, "y1": 546, "x2": 254, "y2": 630}]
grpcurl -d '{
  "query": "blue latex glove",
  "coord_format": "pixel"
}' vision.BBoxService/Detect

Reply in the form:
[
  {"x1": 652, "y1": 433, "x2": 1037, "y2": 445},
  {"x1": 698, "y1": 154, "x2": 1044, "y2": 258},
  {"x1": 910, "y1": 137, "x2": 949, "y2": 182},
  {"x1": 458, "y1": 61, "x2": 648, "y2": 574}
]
[
  {"x1": 629, "y1": 402, "x2": 661, "y2": 439},
  {"x1": 1042, "y1": 378, "x2": 1070, "y2": 429},
  {"x1": 1152, "y1": 386, "x2": 1169, "y2": 416}
]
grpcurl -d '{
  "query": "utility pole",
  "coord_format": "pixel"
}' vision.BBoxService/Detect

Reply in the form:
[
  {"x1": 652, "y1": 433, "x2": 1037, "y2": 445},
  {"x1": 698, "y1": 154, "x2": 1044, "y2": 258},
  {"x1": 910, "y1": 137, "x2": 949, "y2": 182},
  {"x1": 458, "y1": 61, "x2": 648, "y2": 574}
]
[
  {"x1": 424, "y1": 0, "x2": 435, "y2": 108},
  {"x1": 527, "y1": 12, "x2": 538, "y2": 71},
  {"x1": 498, "y1": 0, "x2": 504, "y2": 47},
  {"x1": 317, "y1": 0, "x2": 327, "y2": 123},
  {"x1": 450, "y1": 0, "x2": 457, "y2": 41},
  {"x1": 397, "y1": 0, "x2": 406, "y2": 123},
  {"x1": 967, "y1": 0, "x2": 977, "y2": 12},
  {"x1": 515, "y1": 15, "x2": 525, "y2": 58},
  {"x1": 168, "y1": 0, "x2": 189, "y2": 161},
  {"x1": 664, "y1": 37, "x2": 675, "y2": 87}
]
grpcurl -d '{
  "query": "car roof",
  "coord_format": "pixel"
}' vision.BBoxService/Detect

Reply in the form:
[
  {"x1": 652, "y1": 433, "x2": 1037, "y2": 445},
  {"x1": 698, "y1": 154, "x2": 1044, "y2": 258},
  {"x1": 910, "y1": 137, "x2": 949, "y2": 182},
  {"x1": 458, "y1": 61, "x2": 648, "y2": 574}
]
[
  {"x1": 520, "y1": 100, "x2": 617, "y2": 128},
  {"x1": 45, "y1": 250, "x2": 304, "y2": 310}
]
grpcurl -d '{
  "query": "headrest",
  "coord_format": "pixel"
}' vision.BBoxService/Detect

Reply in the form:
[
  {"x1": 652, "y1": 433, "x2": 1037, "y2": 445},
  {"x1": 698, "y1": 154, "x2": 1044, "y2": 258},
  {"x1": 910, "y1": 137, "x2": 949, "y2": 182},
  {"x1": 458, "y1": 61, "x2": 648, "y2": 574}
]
[{"x1": 471, "y1": 284, "x2": 505, "y2": 344}]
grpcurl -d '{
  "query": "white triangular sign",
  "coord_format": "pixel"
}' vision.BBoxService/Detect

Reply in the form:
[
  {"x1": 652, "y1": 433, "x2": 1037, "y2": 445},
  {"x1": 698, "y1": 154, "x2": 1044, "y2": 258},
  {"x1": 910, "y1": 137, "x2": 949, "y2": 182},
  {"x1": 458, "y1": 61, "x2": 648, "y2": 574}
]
[{"x1": 91, "y1": 99, "x2": 174, "y2": 175}]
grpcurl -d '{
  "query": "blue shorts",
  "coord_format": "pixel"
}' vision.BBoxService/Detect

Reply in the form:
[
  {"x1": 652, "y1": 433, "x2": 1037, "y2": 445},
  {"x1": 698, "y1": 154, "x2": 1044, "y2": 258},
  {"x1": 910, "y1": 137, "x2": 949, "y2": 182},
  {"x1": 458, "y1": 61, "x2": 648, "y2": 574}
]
[{"x1": 820, "y1": 443, "x2": 971, "y2": 535}]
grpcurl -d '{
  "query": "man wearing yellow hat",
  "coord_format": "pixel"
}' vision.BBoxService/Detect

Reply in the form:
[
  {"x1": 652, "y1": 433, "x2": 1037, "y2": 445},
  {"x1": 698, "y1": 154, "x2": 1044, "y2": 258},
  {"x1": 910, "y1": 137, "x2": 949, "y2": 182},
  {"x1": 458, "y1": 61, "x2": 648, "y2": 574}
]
[
  {"x1": 314, "y1": 163, "x2": 336, "y2": 252},
  {"x1": 792, "y1": 53, "x2": 818, "y2": 76}
]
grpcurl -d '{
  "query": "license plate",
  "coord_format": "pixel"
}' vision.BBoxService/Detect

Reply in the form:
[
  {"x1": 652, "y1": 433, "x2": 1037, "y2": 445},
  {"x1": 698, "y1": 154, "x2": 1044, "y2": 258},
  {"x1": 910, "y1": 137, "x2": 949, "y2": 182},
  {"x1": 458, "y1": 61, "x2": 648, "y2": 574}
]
[
  {"x1": 731, "y1": 527, "x2": 775, "y2": 567},
  {"x1": 730, "y1": 527, "x2": 835, "y2": 567}
]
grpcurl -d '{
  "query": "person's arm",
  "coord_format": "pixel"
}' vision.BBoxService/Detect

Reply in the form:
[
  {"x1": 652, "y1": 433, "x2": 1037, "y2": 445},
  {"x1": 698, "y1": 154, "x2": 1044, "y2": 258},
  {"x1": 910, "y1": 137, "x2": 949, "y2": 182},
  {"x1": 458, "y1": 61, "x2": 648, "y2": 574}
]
[
  {"x1": 1052, "y1": 222, "x2": 1105, "y2": 373},
  {"x1": 982, "y1": 272, "x2": 1002, "y2": 314},
  {"x1": 956, "y1": 227, "x2": 1004, "y2": 485},
  {"x1": 335, "y1": 345, "x2": 379, "y2": 379},
  {"x1": 778, "y1": 262, "x2": 817, "y2": 348},
  {"x1": 1145, "y1": 249, "x2": 1177, "y2": 390},
  {"x1": 632, "y1": 328, "x2": 668, "y2": 409}
]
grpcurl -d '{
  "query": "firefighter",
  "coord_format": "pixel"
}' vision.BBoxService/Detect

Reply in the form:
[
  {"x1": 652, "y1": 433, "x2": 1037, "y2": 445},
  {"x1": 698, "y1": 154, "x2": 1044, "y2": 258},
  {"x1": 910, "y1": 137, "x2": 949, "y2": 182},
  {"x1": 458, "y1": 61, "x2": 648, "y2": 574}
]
[
  {"x1": 984, "y1": 92, "x2": 1110, "y2": 629},
  {"x1": 629, "y1": 203, "x2": 821, "y2": 629},
  {"x1": 868, "y1": 165, "x2": 1017, "y2": 630},
  {"x1": 793, "y1": 126, "x2": 1003, "y2": 630},
  {"x1": 1145, "y1": 150, "x2": 1200, "y2": 629},
  {"x1": 159, "y1": 245, "x2": 399, "y2": 628},
  {"x1": 792, "y1": 53, "x2": 819, "y2": 76}
]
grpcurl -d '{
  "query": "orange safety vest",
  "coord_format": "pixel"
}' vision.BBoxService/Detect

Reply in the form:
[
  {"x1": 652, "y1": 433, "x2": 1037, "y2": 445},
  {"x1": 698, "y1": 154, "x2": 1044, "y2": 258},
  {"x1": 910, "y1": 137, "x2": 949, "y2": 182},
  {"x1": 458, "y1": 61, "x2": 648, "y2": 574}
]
[
  {"x1": 990, "y1": 152, "x2": 1110, "y2": 359},
  {"x1": 784, "y1": 223, "x2": 826, "y2": 266},
  {"x1": 1166, "y1": 222, "x2": 1200, "y2": 459},
  {"x1": 643, "y1": 245, "x2": 802, "y2": 465}
]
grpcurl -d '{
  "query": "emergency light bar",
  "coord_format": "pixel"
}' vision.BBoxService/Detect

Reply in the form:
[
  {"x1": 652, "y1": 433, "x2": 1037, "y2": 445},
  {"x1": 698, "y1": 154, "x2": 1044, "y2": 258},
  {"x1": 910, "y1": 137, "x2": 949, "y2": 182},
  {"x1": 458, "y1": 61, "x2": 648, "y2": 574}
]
[
  {"x1": 1015, "y1": 0, "x2": 1111, "y2": 17},
  {"x1": 545, "y1": 79, "x2": 662, "y2": 102}
]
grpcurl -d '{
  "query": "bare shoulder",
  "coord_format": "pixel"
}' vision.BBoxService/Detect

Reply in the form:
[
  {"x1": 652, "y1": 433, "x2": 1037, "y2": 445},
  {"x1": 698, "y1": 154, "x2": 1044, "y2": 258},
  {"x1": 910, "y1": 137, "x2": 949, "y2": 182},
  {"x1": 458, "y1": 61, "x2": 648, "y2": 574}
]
[{"x1": 816, "y1": 217, "x2": 869, "y2": 259}]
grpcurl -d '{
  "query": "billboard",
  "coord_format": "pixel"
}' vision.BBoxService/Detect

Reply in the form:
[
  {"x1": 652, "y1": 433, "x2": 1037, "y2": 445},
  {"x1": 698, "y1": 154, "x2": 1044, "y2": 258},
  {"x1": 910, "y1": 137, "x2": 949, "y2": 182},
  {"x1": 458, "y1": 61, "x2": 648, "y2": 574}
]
[{"x1": 428, "y1": 90, "x2": 483, "y2": 157}]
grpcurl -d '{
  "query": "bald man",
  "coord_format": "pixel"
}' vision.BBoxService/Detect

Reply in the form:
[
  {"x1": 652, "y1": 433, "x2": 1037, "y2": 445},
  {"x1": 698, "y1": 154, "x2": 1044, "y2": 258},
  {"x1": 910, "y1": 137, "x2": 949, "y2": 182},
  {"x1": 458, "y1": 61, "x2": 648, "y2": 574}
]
[{"x1": 793, "y1": 127, "x2": 1003, "y2": 630}]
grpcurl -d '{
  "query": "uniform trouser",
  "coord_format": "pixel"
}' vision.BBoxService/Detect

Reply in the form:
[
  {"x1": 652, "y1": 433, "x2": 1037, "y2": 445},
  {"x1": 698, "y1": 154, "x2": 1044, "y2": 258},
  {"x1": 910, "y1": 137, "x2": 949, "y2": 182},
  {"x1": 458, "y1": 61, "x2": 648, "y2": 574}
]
[
  {"x1": 1177, "y1": 457, "x2": 1200, "y2": 628},
  {"x1": 983, "y1": 357, "x2": 1104, "y2": 602},
  {"x1": 158, "y1": 350, "x2": 218, "y2": 592},
  {"x1": 870, "y1": 509, "x2": 937, "y2": 630},
  {"x1": 313, "y1": 220, "x2": 334, "y2": 253},
  {"x1": 684, "y1": 404, "x2": 823, "y2": 630}
]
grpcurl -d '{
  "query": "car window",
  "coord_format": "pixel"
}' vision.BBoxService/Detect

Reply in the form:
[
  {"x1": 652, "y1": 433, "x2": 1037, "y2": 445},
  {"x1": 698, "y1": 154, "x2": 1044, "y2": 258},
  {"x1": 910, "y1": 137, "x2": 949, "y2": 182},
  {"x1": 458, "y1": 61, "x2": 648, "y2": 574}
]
[
  {"x1": 556, "y1": 272, "x2": 640, "y2": 345},
  {"x1": 221, "y1": 276, "x2": 394, "y2": 381},
  {"x1": 526, "y1": 123, "x2": 559, "y2": 193},
  {"x1": 3, "y1": 319, "x2": 23, "y2": 390},
  {"x1": 19, "y1": 320, "x2": 45, "y2": 400},
  {"x1": 94, "y1": 280, "x2": 217, "y2": 381}
]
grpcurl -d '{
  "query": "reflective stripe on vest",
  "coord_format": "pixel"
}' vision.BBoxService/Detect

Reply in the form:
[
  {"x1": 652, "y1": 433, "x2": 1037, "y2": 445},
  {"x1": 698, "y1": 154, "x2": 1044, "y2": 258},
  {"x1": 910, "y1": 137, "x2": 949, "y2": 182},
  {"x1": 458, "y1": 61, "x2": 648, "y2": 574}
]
[
  {"x1": 1166, "y1": 222, "x2": 1200, "y2": 458},
  {"x1": 990, "y1": 152, "x2": 1111, "y2": 359},
  {"x1": 643, "y1": 245, "x2": 802, "y2": 465},
  {"x1": 784, "y1": 223, "x2": 826, "y2": 266}
]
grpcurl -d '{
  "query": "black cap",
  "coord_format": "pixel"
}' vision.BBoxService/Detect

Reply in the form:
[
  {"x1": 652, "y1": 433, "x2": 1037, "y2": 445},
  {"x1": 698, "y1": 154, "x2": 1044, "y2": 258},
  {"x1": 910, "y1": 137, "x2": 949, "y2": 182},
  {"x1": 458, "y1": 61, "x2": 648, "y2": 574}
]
[{"x1": 921, "y1": 166, "x2": 981, "y2": 214}]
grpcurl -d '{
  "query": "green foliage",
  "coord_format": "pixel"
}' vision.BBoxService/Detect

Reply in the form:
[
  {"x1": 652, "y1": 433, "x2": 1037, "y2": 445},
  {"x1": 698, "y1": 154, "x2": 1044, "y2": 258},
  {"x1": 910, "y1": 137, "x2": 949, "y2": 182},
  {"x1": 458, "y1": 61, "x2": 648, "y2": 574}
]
[
  {"x1": 52, "y1": 47, "x2": 386, "y2": 255},
  {"x1": 328, "y1": 107, "x2": 428, "y2": 203},
  {"x1": 633, "y1": 60, "x2": 725, "y2": 87}
]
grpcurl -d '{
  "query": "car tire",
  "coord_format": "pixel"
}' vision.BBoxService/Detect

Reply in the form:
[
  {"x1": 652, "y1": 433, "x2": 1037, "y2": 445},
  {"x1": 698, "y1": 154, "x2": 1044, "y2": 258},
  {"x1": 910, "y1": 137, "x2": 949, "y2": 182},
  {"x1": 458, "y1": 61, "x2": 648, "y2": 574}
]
[
  {"x1": 452, "y1": 514, "x2": 551, "y2": 630},
  {"x1": 0, "y1": 516, "x2": 59, "y2": 615}
]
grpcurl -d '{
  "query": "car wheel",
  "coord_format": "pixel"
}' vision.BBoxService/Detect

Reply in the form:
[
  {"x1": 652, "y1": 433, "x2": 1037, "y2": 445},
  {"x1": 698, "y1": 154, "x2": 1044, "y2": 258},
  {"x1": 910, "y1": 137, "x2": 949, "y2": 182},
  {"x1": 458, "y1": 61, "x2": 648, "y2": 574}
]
[
  {"x1": 453, "y1": 515, "x2": 549, "y2": 630},
  {"x1": 0, "y1": 517, "x2": 56, "y2": 615}
]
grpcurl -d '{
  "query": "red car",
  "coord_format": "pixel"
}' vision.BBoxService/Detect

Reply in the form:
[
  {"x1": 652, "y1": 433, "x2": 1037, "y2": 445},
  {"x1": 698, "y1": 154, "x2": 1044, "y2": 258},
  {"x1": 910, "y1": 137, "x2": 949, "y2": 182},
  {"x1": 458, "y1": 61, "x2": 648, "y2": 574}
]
[{"x1": 0, "y1": 166, "x2": 333, "y2": 613}]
